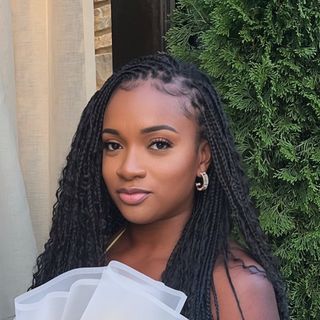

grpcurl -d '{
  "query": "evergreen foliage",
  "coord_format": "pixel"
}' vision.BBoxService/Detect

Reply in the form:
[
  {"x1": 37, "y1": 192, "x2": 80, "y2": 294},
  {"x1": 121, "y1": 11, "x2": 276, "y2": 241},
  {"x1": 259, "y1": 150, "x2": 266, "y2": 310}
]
[{"x1": 166, "y1": 1, "x2": 320, "y2": 318}]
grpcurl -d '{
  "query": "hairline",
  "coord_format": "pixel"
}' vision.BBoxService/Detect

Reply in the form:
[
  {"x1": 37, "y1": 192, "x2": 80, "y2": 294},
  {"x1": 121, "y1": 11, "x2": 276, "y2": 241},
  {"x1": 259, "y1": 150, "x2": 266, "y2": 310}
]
[{"x1": 111, "y1": 77, "x2": 205, "y2": 147}]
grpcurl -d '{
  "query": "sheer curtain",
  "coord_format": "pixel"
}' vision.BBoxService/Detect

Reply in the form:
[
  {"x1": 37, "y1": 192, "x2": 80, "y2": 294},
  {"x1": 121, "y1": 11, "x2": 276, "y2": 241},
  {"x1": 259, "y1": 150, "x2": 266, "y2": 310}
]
[{"x1": 0, "y1": 1, "x2": 96, "y2": 319}]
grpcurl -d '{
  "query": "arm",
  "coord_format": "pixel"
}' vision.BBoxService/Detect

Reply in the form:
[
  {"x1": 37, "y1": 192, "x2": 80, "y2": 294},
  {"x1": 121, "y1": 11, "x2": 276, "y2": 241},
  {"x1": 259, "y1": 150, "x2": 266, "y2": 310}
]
[{"x1": 212, "y1": 252, "x2": 280, "y2": 320}]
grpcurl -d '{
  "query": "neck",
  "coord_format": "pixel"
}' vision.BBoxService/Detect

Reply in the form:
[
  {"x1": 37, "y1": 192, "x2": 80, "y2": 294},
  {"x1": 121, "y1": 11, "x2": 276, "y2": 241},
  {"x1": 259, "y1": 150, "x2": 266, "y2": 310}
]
[{"x1": 126, "y1": 213, "x2": 190, "y2": 252}]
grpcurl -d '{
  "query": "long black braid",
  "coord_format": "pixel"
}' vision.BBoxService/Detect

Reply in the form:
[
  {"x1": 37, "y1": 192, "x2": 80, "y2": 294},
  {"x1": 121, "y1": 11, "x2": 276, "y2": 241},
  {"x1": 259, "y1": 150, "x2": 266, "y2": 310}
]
[{"x1": 31, "y1": 53, "x2": 288, "y2": 319}]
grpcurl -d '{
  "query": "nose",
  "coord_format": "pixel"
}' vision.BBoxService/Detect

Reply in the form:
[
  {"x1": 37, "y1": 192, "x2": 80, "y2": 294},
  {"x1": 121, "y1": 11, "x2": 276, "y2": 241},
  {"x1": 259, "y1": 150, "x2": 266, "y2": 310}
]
[{"x1": 116, "y1": 147, "x2": 146, "y2": 180}]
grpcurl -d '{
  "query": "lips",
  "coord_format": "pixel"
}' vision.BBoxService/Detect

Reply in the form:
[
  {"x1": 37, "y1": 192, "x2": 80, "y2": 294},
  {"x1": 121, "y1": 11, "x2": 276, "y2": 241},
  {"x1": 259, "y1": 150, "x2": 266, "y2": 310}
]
[{"x1": 117, "y1": 188, "x2": 151, "y2": 205}]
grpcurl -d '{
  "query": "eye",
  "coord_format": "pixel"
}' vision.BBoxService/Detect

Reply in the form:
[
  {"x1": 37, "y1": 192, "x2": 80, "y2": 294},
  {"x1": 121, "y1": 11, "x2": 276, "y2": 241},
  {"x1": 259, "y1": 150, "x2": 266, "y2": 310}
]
[
  {"x1": 103, "y1": 141, "x2": 122, "y2": 151},
  {"x1": 149, "y1": 139, "x2": 172, "y2": 150}
]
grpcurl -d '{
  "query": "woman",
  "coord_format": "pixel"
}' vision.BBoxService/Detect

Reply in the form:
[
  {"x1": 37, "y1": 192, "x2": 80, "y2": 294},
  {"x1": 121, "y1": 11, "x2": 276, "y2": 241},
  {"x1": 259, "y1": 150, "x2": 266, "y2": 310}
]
[{"x1": 31, "y1": 53, "x2": 288, "y2": 319}]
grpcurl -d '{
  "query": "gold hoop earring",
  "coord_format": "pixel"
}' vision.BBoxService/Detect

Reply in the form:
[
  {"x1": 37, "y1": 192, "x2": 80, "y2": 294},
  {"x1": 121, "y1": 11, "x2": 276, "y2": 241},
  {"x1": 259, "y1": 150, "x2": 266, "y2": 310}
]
[{"x1": 195, "y1": 172, "x2": 209, "y2": 191}]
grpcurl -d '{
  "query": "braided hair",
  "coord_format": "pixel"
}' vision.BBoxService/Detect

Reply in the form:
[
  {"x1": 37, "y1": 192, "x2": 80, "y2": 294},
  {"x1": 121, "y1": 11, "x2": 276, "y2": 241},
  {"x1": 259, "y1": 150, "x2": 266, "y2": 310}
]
[{"x1": 31, "y1": 53, "x2": 288, "y2": 319}]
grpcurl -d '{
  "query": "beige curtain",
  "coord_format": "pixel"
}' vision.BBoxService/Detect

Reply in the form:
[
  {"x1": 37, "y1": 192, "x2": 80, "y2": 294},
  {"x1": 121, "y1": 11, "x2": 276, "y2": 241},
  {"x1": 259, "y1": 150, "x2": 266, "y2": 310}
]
[{"x1": 0, "y1": 1, "x2": 96, "y2": 319}]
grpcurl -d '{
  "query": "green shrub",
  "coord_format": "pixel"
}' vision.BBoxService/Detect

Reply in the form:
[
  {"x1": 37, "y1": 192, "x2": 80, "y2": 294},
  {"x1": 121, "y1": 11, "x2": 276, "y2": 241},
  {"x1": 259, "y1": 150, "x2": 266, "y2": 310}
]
[{"x1": 166, "y1": 1, "x2": 320, "y2": 318}]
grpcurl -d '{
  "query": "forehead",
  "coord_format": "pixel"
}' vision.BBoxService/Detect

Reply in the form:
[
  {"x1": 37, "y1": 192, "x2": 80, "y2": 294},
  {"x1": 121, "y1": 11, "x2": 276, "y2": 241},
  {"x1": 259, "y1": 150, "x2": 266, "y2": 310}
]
[{"x1": 103, "y1": 81, "x2": 197, "y2": 130}]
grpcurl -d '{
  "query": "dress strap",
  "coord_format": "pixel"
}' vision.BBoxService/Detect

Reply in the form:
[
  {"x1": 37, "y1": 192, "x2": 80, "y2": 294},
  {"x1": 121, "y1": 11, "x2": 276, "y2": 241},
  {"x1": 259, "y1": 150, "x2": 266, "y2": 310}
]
[{"x1": 105, "y1": 229, "x2": 126, "y2": 253}]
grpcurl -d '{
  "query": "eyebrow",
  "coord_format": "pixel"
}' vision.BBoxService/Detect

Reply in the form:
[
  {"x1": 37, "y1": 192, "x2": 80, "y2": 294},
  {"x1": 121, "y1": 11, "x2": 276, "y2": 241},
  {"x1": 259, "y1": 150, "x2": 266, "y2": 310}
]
[
  {"x1": 102, "y1": 128, "x2": 120, "y2": 135},
  {"x1": 102, "y1": 125, "x2": 178, "y2": 135},
  {"x1": 141, "y1": 125, "x2": 178, "y2": 134}
]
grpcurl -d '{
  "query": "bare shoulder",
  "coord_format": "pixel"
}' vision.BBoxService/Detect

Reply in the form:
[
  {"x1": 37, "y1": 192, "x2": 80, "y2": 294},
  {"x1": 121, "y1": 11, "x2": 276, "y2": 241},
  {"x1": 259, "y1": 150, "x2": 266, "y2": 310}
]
[{"x1": 212, "y1": 244, "x2": 280, "y2": 320}]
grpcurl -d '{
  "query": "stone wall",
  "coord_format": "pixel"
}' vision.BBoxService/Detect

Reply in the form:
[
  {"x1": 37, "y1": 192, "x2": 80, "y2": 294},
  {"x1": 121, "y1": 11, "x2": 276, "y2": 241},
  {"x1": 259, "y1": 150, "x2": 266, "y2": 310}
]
[{"x1": 94, "y1": 0, "x2": 112, "y2": 89}]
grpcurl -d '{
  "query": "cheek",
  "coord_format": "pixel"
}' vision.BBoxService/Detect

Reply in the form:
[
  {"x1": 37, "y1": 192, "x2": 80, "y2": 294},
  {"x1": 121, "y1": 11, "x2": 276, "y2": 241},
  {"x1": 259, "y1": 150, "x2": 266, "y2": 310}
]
[
  {"x1": 101, "y1": 157, "x2": 114, "y2": 189},
  {"x1": 154, "y1": 150, "x2": 199, "y2": 186}
]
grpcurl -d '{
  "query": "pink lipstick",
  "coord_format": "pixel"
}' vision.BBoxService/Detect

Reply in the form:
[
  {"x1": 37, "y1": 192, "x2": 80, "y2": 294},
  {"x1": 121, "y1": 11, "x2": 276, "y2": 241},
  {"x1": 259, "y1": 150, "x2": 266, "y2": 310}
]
[{"x1": 117, "y1": 188, "x2": 151, "y2": 205}]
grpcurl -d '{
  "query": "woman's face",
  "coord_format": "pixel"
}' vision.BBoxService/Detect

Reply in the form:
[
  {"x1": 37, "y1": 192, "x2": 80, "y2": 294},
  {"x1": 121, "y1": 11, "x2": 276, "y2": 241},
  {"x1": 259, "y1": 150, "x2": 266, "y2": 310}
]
[{"x1": 102, "y1": 80, "x2": 210, "y2": 226}]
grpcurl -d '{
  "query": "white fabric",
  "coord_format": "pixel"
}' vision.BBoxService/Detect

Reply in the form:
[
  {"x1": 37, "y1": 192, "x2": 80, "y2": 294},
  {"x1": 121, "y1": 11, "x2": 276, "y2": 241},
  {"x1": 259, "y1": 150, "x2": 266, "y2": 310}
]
[
  {"x1": 0, "y1": 1, "x2": 37, "y2": 319},
  {"x1": 12, "y1": 0, "x2": 96, "y2": 249},
  {"x1": 0, "y1": 1, "x2": 96, "y2": 319},
  {"x1": 15, "y1": 261, "x2": 188, "y2": 320}
]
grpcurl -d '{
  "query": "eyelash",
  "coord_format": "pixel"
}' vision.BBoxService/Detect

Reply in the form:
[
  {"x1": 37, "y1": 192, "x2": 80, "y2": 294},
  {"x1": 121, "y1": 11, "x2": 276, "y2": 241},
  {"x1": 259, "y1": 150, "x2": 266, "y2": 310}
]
[
  {"x1": 102, "y1": 138, "x2": 173, "y2": 152},
  {"x1": 102, "y1": 141, "x2": 122, "y2": 151},
  {"x1": 149, "y1": 138, "x2": 173, "y2": 150}
]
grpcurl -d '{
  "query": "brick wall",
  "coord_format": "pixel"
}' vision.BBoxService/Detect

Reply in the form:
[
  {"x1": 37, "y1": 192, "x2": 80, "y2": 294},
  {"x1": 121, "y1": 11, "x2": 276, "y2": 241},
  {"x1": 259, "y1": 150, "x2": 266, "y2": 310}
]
[{"x1": 94, "y1": 0, "x2": 112, "y2": 89}]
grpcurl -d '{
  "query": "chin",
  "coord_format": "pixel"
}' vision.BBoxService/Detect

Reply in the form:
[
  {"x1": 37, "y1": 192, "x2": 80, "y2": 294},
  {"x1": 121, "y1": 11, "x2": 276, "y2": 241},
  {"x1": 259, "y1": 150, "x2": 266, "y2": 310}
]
[
  {"x1": 122, "y1": 214, "x2": 157, "y2": 225},
  {"x1": 118, "y1": 209, "x2": 160, "y2": 226}
]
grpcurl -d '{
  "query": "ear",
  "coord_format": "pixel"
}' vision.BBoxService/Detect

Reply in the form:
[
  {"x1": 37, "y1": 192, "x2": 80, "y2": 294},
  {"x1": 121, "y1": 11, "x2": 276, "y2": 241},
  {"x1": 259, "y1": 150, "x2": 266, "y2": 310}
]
[{"x1": 197, "y1": 140, "x2": 211, "y2": 175}]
